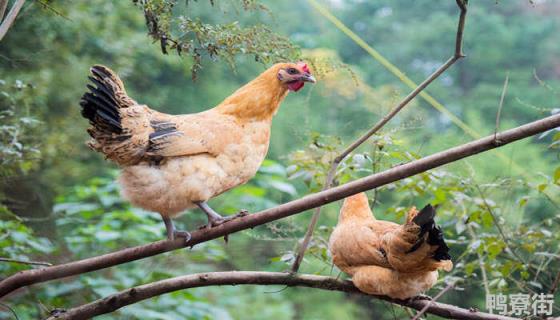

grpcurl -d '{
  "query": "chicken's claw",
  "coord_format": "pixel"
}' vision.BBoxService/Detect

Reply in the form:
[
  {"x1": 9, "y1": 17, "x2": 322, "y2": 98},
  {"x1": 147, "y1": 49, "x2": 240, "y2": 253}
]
[
  {"x1": 409, "y1": 294, "x2": 433, "y2": 301},
  {"x1": 203, "y1": 210, "x2": 249, "y2": 229},
  {"x1": 173, "y1": 230, "x2": 192, "y2": 244},
  {"x1": 196, "y1": 201, "x2": 251, "y2": 230},
  {"x1": 237, "y1": 209, "x2": 249, "y2": 217},
  {"x1": 162, "y1": 216, "x2": 191, "y2": 243}
]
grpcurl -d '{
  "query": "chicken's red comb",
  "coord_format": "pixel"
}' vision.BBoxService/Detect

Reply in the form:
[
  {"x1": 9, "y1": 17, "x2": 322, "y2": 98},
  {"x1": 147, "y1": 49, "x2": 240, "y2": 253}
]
[{"x1": 297, "y1": 62, "x2": 310, "y2": 73}]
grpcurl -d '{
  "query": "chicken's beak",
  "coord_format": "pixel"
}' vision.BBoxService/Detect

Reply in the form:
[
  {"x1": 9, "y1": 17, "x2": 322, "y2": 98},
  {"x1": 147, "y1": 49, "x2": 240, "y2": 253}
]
[{"x1": 300, "y1": 73, "x2": 316, "y2": 83}]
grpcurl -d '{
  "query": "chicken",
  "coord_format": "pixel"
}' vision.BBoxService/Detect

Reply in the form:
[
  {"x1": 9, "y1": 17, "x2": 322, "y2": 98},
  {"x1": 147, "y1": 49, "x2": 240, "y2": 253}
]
[
  {"x1": 328, "y1": 193, "x2": 452, "y2": 300},
  {"x1": 80, "y1": 62, "x2": 316, "y2": 241}
]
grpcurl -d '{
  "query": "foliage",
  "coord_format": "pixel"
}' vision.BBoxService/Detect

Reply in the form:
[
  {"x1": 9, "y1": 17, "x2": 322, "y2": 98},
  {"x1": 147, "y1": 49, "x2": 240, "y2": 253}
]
[
  {"x1": 288, "y1": 128, "x2": 560, "y2": 316},
  {"x1": 0, "y1": 79, "x2": 50, "y2": 284},
  {"x1": 135, "y1": 0, "x2": 300, "y2": 78},
  {"x1": 1, "y1": 0, "x2": 560, "y2": 319},
  {"x1": 1, "y1": 161, "x2": 306, "y2": 319},
  {"x1": 0, "y1": 79, "x2": 41, "y2": 176}
]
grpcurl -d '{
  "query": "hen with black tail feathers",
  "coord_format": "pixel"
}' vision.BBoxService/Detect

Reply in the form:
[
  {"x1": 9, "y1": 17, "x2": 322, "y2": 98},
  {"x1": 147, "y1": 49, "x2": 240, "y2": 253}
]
[
  {"x1": 79, "y1": 63, "x2": 316, "y2": 242},
  {"x1": 328, "y1": 193, "x2": 452, "y2": 299}
]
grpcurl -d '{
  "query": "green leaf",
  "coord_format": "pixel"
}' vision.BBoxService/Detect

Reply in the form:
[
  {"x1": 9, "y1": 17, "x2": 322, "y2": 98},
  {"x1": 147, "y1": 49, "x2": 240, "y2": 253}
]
[
  {"x1": 267, "y1": 180, "x2": 297, "y2": 196},
  {"x1": 518, "y1": 196, "x2": 529, "y2": 207},
  {"x1": 554, "y1": 167, "x2": 560, "y2": 184}
]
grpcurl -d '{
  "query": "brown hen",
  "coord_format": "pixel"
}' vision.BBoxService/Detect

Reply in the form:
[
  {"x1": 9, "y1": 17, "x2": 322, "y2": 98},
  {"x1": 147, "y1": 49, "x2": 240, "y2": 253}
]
[
  {"x1": 80, "y1": 63, "x2": 315, "y2": 241},
  {"x1": 329, "y1": 193, "x2": 452, "y2": 299}
]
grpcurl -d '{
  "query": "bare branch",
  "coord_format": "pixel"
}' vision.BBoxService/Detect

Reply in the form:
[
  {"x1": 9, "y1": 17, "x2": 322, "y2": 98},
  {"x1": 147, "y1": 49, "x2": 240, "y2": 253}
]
[
  {"x1": 0, "y1": 257, "x2": 52, "y2": 267},
  {"x1": 290, "y1": 0, "x2": 469, "y2": 272},
  {"x1": 455, "y1": 0, "x2": 468, "y2": 57},
  {"x1": 0, "y1": 0, "x2": 25, "y2": 41},
  {"x1": 494, "y1": 72, "x2": 509, "y2": 140},
  {"x1": 45, "y1": 271, "x2": 515, "y2": 320},
  {"x1": 34, "y1": 0, "x2": 72, "y2": 21},
  {"x1": 0, "y1": 301, "x2": 19, "y2": 320},
  {"x1": 474, "y1": 184, "x2": 527, "y2": 265},
  {"x1": 1, "y1": 113, "x2": 559, "y2": 299},
  {"x1": 551, "y1": 269, "x2": 560, "y2": 294},
  {"x1": 467, "y1": 225, "x2": 490, "y2": 297},
  {"x1": 411, "y1": 280, "x2": 457, "y2": 320}
]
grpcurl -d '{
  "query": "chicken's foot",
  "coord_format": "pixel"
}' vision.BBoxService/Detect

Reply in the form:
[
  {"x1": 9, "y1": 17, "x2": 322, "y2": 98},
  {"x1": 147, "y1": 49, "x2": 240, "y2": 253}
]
[
  {"x1": 162, "y1": 216, "x2": 192, "y2": 243},
  {"x1": 409, "y1": 294, "x2": 433, "y2": 301},
  {"x1": 195, "y1": 201, "x2": 249, "y2": 229}
]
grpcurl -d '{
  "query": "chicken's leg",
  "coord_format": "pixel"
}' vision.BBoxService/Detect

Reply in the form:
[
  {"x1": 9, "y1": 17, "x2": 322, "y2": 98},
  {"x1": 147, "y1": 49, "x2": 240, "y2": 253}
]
[
  {"x1": 195, "y1": 201, "x2": 248, "y2": 229},
  {"x1": 162, "y1": 216, "x2": 191, "y2": 243}
]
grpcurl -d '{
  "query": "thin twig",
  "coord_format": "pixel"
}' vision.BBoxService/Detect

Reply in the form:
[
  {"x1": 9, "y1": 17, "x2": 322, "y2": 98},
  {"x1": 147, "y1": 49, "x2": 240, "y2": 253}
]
[
  {"x1": 0, "y1": 257, "x2": 52, "y2": 267},
  {"x1": 0, "y1": 302, "x2": 19, "y2": 320},
  {"x1": 474, "y1": 184, "x2": 527, "y2": 265},
  {"x1": 494, "y1": 72, "x2": 509, "y2": 141},
  {"x1": 290, "y1": 0, "x2": 469, "y2": 273},
  {"x1": 0, "y1": 0, "x2": 25, "y2": 41},
  {"x1": 467, "y1": 225, "x2": 490, "y2": 297},
  {"x1": 550, "y1": 268, "x2": 560, "y2": 294},
  {"x1": 45, "y1": 271, "x2": 515, "y2": 320},
  {"x1": 34, "y1": 0, "x2": 72, "y2": 21},
  {"x1": 411, "y1": 280, "x2": 458, "y2": 320}
]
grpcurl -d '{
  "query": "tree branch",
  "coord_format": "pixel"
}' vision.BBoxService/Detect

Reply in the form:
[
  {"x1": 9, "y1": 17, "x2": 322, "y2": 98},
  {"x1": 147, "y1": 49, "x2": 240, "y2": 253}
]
[
  {"x1": 0, "y1": 0, "x2": 25, "y2": 41},
  {"x1": 1, "y1": 113, "x2": 559, "y2": 299},
  {"x1": 0, "y1": 257, "x2": 52, "y2": 267},
  {"x1": 411, "y1": 280, "x2": 458, "y2": 320},
  {"x1": 290, "y1": 0, "x2": 468, "y2": 272},
  {"x1": 467, "y1": 225, "x2": 491, "y2": 297},
  {"x1": 45, "y1": 271, "x2": 516, "y2": 320}
]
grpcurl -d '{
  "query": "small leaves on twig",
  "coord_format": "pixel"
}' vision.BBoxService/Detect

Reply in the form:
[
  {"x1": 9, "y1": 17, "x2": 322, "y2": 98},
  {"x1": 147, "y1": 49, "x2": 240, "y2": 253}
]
[{"x1": 134, "y1": 0, "x2": 300, "y2": 79}]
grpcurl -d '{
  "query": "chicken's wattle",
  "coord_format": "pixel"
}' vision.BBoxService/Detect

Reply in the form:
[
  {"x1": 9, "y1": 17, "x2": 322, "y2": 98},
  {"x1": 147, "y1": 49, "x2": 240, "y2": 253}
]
[{"x1": 288, "y1": 81, "x2": 305, "y2": 92}]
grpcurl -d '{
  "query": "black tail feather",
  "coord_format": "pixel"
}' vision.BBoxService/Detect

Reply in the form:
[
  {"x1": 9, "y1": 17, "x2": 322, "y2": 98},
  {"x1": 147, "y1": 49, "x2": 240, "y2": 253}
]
[
  {"x1": 81, "y1": 92, "x2": 118, "y2": 121},
  {"x1": 428, "y1": 225, "x2": 451, "y2": 261},
  {"x1": 80, "y1": 67, "x2": 122, "y2": 134},
  {"x1": 406, "y1": 204, "x2": 451, "y2": 261},
  {"x1": 412, "y1": 204, "x2": 436, "y2": 230},
  {"x1": 90, "y1": 64, "x2": 114, "y2": 80},
  {"x1": 87, "y1": 76, "x2": 118, "y2": 105}
]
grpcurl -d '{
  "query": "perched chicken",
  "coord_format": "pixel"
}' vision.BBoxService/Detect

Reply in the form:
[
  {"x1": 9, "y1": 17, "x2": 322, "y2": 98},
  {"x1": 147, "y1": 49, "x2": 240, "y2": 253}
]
[
  {"x1": 329, "y1": 193, "x2": 452, "y2": 299},
  {"x1": 80, "y1": 62, "x2": 315, "y2": 241}
]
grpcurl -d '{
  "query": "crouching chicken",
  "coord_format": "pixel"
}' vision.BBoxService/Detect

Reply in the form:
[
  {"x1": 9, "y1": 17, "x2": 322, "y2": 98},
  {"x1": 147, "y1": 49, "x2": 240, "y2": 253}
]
[
  {"x1": 80, "y1": 62, "x2": 315, "y2": 241},
  {"x1": 329, "y1": 193, "x2": 452, "y2": 300}
]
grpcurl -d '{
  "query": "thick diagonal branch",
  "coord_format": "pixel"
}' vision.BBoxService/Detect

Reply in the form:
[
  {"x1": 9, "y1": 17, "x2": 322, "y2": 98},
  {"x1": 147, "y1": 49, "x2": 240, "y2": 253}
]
[
  {"x1": 290, "y1": 0, "x2": 468, "y2": 272},
  {"x1": 0, "y1": 0, "x2": 25, "y2": 41},
  {"x1": 1, "y1": 113, "x2": 558, "y2": 299},
  {"x1": 46, "y1": 271, "x2": 515, "y2": 320}
]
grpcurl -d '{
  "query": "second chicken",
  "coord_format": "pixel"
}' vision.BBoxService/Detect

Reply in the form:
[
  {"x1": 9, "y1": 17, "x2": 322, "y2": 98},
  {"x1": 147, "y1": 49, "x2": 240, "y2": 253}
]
[{"x1": 329, "y1": 193, "x2": 453, "y2": 299}]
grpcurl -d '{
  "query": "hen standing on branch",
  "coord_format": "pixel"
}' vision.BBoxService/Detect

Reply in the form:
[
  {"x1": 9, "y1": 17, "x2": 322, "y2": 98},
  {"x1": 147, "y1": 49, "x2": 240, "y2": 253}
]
[
  {"x1": 80, "y1": 62, "x2": 316, "y2": 241},
  {"x1": 329, "y1": 193, "x2": 453, "y2": 299}
]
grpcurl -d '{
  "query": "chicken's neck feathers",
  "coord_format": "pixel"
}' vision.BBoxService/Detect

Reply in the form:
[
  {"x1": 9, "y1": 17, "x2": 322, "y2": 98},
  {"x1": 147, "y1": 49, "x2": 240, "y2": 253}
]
[
  {"x1": 338, "y1": 193, "x2": 377, "y2": 223},
  {"x1": 215, "y1": 68, "x2": 288, "y2": 121}
]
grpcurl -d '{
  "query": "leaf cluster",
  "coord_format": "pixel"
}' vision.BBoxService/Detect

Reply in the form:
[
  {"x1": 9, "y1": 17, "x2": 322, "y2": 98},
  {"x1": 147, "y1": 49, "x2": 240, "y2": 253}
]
[{"x1": 134, "y1": 0, "x2": 300, "y2": 78}]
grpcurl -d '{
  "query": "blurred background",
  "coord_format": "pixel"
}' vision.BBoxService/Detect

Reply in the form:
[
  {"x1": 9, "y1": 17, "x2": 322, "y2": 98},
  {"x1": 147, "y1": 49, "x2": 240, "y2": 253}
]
[{"x1": 1, "y1": 0, "x2": 559, "y2": 318}]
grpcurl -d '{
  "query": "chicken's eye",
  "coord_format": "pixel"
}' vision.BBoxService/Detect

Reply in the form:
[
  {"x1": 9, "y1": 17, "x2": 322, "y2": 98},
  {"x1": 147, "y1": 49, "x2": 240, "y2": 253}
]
[{"x1": 287, "y1": 68, "x2": 299, "y2": 75}]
